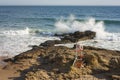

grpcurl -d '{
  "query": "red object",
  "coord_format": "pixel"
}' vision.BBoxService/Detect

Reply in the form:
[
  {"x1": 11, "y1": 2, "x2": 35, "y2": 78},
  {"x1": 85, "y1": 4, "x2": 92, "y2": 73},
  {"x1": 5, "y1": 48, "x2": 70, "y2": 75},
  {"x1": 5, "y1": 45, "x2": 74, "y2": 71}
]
[
  {"x1": 78, "y1": 54, "x2": 84, "y2": 59},
  {"x1": 75, "y1": 60, "x2": 83, "y2": 68}
]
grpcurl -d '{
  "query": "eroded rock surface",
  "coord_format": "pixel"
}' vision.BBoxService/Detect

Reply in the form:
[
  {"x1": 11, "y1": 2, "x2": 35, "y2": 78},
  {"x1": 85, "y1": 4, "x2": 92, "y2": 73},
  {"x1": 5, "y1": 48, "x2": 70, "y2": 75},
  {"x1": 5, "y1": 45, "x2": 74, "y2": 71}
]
[
  {"x1": 3, "y1": 45, "x2": 120, "y2": 80},
  {"x1": 2, "y1": 31, "x2": 120, "y2": 80}
]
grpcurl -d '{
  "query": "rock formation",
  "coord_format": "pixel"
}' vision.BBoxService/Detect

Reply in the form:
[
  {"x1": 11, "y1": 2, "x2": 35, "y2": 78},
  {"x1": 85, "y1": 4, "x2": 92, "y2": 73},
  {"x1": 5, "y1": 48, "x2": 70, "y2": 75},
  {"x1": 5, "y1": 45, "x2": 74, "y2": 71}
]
[
  {"x1": 2, "y1": 31, "x2": 120, "y2": 80},
  {"x1": 55, "y1": 30, "x2": 96, "y2": 43},
  {"x1": 3, "y1": 45, "x2": 120, "y2": 80}
]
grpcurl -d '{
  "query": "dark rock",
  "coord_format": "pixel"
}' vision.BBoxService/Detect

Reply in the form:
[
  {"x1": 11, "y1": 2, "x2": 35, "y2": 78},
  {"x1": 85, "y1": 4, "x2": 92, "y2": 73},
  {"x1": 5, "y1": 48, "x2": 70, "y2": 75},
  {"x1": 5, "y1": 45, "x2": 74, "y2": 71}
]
[
  {"x1": 28, "y1": 45, "x2": 39, "y2": 49},
  {"x1": 84, "y1": 30, "x2": 96, "y2": 39},
  {"x1": 56, "y1": 30, "x2": 96, "y2": 43},
  {"x1": 73, "y1": 30, "x2": 96, "y2": 40},
  {"x1": 54, "y1": 33, "x2": 68, "y2": 37},
  {"x1": 40, "y1": 40, "x2": 61, "y2": 47},
  {"x1": 61, "y1": 35, "x2": 78, "y2": 42}
]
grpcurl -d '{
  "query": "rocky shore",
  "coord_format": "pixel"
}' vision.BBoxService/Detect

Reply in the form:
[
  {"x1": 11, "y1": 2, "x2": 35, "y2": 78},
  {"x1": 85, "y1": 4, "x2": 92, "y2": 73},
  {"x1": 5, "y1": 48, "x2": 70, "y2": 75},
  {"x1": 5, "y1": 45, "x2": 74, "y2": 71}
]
[{"x1": 0, "y1": 30, "x2": 120, "y2": 80}]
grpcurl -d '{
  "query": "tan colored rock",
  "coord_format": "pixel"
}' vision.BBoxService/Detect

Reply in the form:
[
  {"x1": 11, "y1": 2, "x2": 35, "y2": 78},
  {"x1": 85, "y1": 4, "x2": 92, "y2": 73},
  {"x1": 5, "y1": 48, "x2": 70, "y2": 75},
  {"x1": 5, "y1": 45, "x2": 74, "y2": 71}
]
[
  {"x1": 2, "y1": 43, "x2": 120, "y2": 80},
  {"x1": 112, "y1": 75, "x2": 120, "y2": 80}
]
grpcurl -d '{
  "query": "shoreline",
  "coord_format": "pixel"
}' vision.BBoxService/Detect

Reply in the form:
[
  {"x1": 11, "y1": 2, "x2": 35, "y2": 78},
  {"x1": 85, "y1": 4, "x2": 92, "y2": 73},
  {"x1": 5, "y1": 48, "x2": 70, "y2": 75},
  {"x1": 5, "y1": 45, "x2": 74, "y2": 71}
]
[
  {"x1": 0, "y1": 56, "x2": 8, "y2": 66},
  {"x1": 0, "y1": 46, "x2": 120, "y2": 80},
  {"x1": 0, "y1": 31, "x2": 120, "y2": 80}
]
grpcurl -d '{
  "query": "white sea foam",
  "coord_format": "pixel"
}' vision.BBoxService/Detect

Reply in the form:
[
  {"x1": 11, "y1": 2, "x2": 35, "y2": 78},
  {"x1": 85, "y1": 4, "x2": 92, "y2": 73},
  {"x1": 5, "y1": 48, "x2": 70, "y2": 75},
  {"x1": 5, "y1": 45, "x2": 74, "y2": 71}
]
[
  {"x1": 0, "y1": 15, "x2": 120, "y2": 57},
  {"x1": 0, "y1": 27, "x2": 44, "y2": 36},
  {"x1": 55, "y1": 39, "x2": 120, "y2": 51},
  {"x1": 54, "y1": 15, "x2": 120, "y2": 41},
  {"x1": 54, "y1": 15, "x2": 120, "y2": 51},
  {"x1": 0, "y1": 27, "x2": 60, "y2": 56},
  {"x1": 1, "y1": 27, "x2": 30, "y2": 36},
  {"x1": 0, "y1": 35, "x2": 60, "y2": 56},
  {"x1": 77, "y1": 40, "x2": 120, "y2": 51}
]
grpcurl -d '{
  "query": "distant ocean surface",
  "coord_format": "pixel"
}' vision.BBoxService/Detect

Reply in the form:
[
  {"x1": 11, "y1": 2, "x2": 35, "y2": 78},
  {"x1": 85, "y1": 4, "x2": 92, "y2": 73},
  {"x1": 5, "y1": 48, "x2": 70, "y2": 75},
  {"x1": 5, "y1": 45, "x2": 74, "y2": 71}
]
[{"x1": 0, "y1": 6, "x2": 120, "y2": 56}]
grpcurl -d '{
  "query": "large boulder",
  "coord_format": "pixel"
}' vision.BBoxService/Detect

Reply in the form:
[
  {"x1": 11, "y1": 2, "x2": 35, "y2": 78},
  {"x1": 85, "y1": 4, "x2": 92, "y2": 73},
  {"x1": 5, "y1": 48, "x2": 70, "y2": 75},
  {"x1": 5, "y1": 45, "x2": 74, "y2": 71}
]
[{"x1": 55, "y1": 30, "x2": 96, "y2": 43}]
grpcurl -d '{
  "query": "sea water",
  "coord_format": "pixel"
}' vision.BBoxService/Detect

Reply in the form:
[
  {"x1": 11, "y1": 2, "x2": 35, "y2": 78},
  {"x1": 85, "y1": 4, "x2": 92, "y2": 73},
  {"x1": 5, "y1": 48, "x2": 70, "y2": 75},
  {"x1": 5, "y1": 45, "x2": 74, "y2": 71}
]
[{"x1": 0, "y1": 6, "x2": 120, "y2": 56}]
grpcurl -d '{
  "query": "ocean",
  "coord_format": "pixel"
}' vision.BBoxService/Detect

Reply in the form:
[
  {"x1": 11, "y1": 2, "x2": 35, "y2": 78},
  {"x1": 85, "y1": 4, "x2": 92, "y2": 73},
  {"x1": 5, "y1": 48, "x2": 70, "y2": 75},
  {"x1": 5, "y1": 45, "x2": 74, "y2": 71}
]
[{"x1": 0, "y1": 6, "x2": 120, "y2": 56}]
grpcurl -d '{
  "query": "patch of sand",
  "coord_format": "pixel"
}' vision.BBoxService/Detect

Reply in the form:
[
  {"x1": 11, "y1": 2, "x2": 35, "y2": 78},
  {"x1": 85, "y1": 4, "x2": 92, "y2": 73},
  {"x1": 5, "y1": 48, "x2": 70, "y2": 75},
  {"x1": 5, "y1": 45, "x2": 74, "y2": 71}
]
[{"x1": 0, "y1": 56, "x2": 20, "y2": 80}]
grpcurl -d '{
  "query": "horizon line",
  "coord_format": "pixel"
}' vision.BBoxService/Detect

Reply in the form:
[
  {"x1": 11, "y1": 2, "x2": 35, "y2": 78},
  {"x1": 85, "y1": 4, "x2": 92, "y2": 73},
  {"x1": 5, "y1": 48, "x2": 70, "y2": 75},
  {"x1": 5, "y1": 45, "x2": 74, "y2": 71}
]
[{"x1": 0, "y1": 5, "x2": 120, "y2": 6}]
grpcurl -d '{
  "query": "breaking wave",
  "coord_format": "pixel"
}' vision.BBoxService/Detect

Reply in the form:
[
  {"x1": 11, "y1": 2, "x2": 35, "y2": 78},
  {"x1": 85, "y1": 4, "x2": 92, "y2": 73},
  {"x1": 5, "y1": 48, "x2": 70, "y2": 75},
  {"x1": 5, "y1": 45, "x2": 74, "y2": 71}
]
[
  {"x1": 0, "y1": 27, "x2": 44, "y2": 36},
  {"x1": 54, "y1": 15, "x2": 120, "y2": 41}
]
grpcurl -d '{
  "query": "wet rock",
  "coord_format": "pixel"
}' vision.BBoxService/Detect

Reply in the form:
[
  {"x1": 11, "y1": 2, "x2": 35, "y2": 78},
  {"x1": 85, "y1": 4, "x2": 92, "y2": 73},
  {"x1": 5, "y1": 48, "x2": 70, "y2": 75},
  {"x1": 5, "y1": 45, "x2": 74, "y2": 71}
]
[
  {"x1": 60, "y1": 30, "x2": 96, "y2": 43},
  {"x1": 40, "y1": 40, "x2": 61, "y2": 47},
  {"x1": 61, "y1": 35, "x2": 78, "y2": 42}
]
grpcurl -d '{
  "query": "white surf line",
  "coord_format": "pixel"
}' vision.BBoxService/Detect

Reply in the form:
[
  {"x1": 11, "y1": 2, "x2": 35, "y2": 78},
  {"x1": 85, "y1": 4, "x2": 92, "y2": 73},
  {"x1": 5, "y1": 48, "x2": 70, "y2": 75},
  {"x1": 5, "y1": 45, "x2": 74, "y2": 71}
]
[{"x1": 55, "y1": 39, "x2": 120, "y2": 51}]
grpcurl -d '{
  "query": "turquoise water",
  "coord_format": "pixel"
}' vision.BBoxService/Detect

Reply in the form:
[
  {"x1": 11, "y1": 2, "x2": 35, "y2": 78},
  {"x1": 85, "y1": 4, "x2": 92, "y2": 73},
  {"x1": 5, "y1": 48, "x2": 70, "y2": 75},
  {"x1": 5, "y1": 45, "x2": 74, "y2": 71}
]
[{"x1": 0, "y1": 6, "x2": 120, "y2": 56}]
